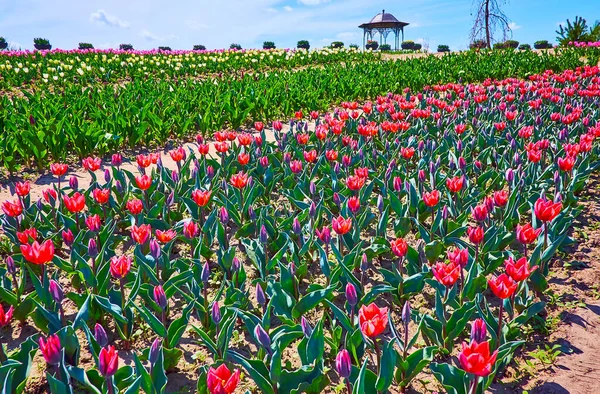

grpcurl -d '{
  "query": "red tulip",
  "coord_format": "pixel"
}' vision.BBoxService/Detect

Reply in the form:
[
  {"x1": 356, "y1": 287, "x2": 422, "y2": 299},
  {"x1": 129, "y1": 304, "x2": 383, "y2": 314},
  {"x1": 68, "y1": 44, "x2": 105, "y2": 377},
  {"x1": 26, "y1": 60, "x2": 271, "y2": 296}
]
[
  {"x1": 346, "y1": 175, "x2": 365, "y2": 191},
  {"x1": 472, "y1": 204, "x2": 488, "y2": 222},
  {"x1": 136, "y1": 154, "x2": 152, "y2": 168},
  {"x1": 15, "y1": 181, "x2": 30, "y2": 197},
  {"x1": 253, "y1": 122, "x2": 264, "y2": 132},
  {"x1": 98, "y1": 346, "x2": 119, "y2": 377},
  {"x1": 458, "y1": 340, "x2": 498, "y2": 377},
  {"x1": 332, "y1": 216, "x2": 352, "y2": 235},
  {"x1": 455, "y1": 124, "x2": 466, "y2": 134},
  {"x1": 504, "y1": 257, "x2": 537, "y2": 282},
  {"x1": 130, "y1": 224, "x2": 151, "y2": 244},
  {"x1": 63, "y1": 192, "x2": 86, "y2": 213},
  {"x1": 400, "y1": 147, "x2": 415, "y2": 160},
  {"x1": 296, "y1": 133, "x2": 309, "y2": 145},
  {"x1": 358, "y1": 303, "x2": 389, "y2": 338},
  {"x1": 184, "y1": 220, "x2": 199, "y2": 238},
  {"x1": 43, "y1": 188, "x2": 58, "y2": 203},
  {"x1": 85, "y1": 214, "x2": 102, "y2": 232},
  {"x1": 315, "y1": 227, "x2": 331, "y2": 244},
  {"x1": 557, "y1": 156, "x2": 575, "y2": 172},
  {"x1": 446, "y1": 176, "x2": 464, "y2": 193},
  {"x1": 354, "y1": 167, "x2": 369, "y2": 179},
  {"x1": 198, "y1": 143, "x2": 210, "y2": 155},
  {"x1": 126, "y1": 199, "x2": 144, "y2": 215},
  {"x1": 303, "y1": 150, "x2": 317, "y2": 163},
  {"x1": 534, "y1": 198, "x2": 562, "y2": 222},
  {"x1": 516, "y1": 223, "x2": 541, "y2": 245},
  {"x1": 156, "y1": 229, "x2": 176, "y2": 243},
  {"x1": 325, "y1": 150, "x2": 338, "y2": 161},
  {"x1": 82, "y1": 157, "x2": 102, "y2": 172},
  {"x1": 289, "y1": 160, "x2": 303, "y2": 174},
  {"x1": 39, "y1": 334, "x2": 62, "y2": 365},
  {"x1": 135, "y1": 175, "x2": 152, "y2": 191},
  {"x1": 169, "y1": 147, "x2": 186, "y2": 162},
  {"x1": 467, "y1": 226, "x2": 484, "y2": 245},
  {"x1": 17, "y1": 228, "x2": 38, "y2": 244},
  {"x1": 51, "y1": 163, "x2": 68, "y2": 177},
  {"x1": 191, "y1": 190, "x2": 212, "y2": 207},
  {"x1": 230, "y1": 172, "x2": 249, "y2": 189},
  {"x1": 432, "y1": 261, "x2": 460, "y2": 287},
  {"x1": 347, "y1": 196, "x2": 360, "y2": 214},
  {"x1": 207, "y1": 364, "x2": 240, "y2": 394},
  {"x1": 423, "y1": 190, "x2": 440, "y2": 207},
  {"x1": 2, "y1": 199, "x2": 23, "y2": 217},
  {"x1": 20, "y1": 240, "x2": 55, "y2": 265},
  {"x1": 493, "y1": 190, "x2": 509, "y2": 207},
  {"x1": 110, "y1": 255, "x2": 132, "y2": 279},
  {"x1": 93, "y1": 188, "x2": 110, "y2": 204},
  {"x1": 237, "y1": 153, "x2": 250, "y2": 166},
  {"x1": 488, "y1": 274, "x2": 517, "y2": 299},
  {"x1": 447, "y1": 247, "x2": 469, "y2": 268},
  {"x1": 390, "y1": 238, "x2": 408, "y2": 257},
  {"x1": 0, "y1": 304, "x2": 13, "y2": 327}
]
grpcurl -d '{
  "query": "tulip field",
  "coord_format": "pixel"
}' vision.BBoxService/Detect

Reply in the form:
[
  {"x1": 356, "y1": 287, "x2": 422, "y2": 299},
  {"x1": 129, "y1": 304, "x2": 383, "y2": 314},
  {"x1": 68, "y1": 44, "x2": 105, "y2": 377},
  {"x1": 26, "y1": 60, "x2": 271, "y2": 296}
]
[{"x1": 1, "y1": 45, "x2": 600, "y2": 394}]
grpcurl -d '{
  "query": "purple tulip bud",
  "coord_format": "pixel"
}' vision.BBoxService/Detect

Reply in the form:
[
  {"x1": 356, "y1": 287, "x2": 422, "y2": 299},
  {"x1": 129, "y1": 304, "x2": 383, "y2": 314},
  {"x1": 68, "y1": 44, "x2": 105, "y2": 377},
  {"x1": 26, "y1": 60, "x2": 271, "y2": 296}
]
[
  {"x1": 94, "y1": 324, "x2": 108, "y2": 347},
  {"x1": 149, "y1": 338, "x2": 162, "y2": 366},
  {"x1": 211, "y1": 302, "x2": 221, "y2": 325},
  {"x1": 335, "y1": 349, "x2": 352, "y2": 379},
  {"x1": 111, "y1": 154, "x2": 122, "y2": 167},
  {"x1": 418, "y1": 170, "x2": 426, "y2": 183},
  {"x1": 449, "y1": 160, "x2": 456, "y2": 171},
  {"x1": 191, "y1": 167, "x2": 198, "y2": 179},
  {"x1": 254, "y1": 324, "x2": 271, "y2": 352},
  {"x1": 201, "y1": 262, "x2": 210, "y2": 284},
  {"x1": 6, "y1": 256, "x2": 15, "y2": 275},
  {"x1": 69, "y1": 176, "x2": 78, "y2": 190},
  {"x1": 535, "y1": 115, "x2": 542, "y2": 126},
  {"x1": 153, "y1": 285, "x2": 167, "y2": 309},
  {"x1": 470, "y1": 318, "x2": 487, "y2": 343},
  {"x1": 115, "y1": 180, "x2": 123, "y2": 194},
  {"x1": 256, "y1": 283, "x2": 266, "y2": 306},
  {"x1": 345, "y1": 283, "x2": 357, "y2": 307},
  {"x1": 554, "y1": 170, "x2": 561, "y2": 185},
  {"x1": 361, "y1": 253, "x2": 368, "y2": 272},
  {"x1": 88, "y1": 239, "x2": 98, "y2": 258},
  {"x1": 510, "y1": 139, "x2": 517, "y2": 151},
  {"x1": 36, "y1": 199, "x2": 44, "y2": 211},
  {"x1": 333, "y1": 192, "x2": 341, "y2": 206},
  {"x1": 49, "y1": 280, "x2": 64, "y2": 304},
  {"x1": 248, "y1": 206, "x2": 256, "y2": 221},
  {"x1": 207, "y1": 165, "x2": 215, "y2": 179},
  {"x1": 334, "y1": 162, "x2": 340, "y2": 174},
  {"x1": 377, "y1": 195, "x2": 384, "y2": 213},
  {"x1": 248, "y1": 176, "x2": 254, "y2": 188},
  {"x1": 289, "y1": 262, "x2": 296, "y2": 275},
  {"x1": 393, "y1": 177, "x2": 402, "y2": 192},
  {"x1": 260, "y1": 225, "x2": 268, "y2": 244},
  {"x1": 431, "y1": 140, "x2": 437, "y2": 152},
  {"x1": 513, "y1": 152, "x2": 521, "y2": 166},
  {"x1": 309, "y1": 181, "x2": 316, "y2": 196},
  {"x1": 301, "y1": 316, "x2": 313, "y2": 338},
  {"x1": 506, "y1": 168, "x2": 514, "y2": 184},
  {"x1": 104, "y1": 169, "x2": 111, "y2": 184},
  {"x1": 358, "y1": 149, "x2": 364, "y2": 160},
  {"x1": 402, "y1": 301, "x2": 411, "y2": 326},
  {"x1": 309, "y1": 201, "x2": 316, "y2": 218},
  {"x1": 442, "y1": 205, "x2": 449, "y2": 220},
  {"x1": 171, "y1": 170, "x2": 179, "y2": 184},
  {"x1": 166, "y1": 191, "x2": 174, "y2": 207},
  {"x1": 418, "y1": 140, "x2": 425, "y2": 152},
  {"x1": 385, "y1": 167, "x2": 392, "y2": 182},
  {"x1": 283, "y1": 152, "x2": 291, "y2": 163},
  {"x1": 232, "y1": 257, "x2": 241, "y2": 272},
  {"x1": 156, "y1": 156, "x2": 163, "y2": 170},
  {"x1": 293, "y1": 218, "x2": 302, "y2": 235},
  {"x1": 456, "y1": 140, "x2": 463, "y2": 152},
  {"x1": 150, "y1": 239, "x2": 161, "y2": 260}
]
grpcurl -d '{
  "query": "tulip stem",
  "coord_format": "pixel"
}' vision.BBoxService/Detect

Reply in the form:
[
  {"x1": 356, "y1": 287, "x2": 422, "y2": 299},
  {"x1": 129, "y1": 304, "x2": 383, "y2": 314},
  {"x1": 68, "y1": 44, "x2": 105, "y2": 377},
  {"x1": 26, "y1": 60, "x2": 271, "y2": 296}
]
[
  {"x1": 11, "y1": 272, "x2": 20, "y2": 303},
  {"x1": 106, "y1": 377, "x2": 114, "y2": 394},
  {"x1": 346, "y1": 379, "x2": 352, "y2": 394},
  {"x1": 469, "y1": 376, "x2": 479, "y2": 394},
  {"x1": 374, "y1": 339, "x2": 381, "y2": 375},
  {"x1": 119, "y1": 278, "x2": 129, "y2": 347},
  {"x1": 497, "y1": 303, "x2": 504, "y2": 347}
]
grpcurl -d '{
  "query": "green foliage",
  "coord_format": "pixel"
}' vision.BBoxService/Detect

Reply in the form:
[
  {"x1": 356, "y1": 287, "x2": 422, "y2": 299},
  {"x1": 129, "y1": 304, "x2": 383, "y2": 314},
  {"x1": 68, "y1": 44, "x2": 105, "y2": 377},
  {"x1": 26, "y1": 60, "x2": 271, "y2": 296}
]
[
  {"x1": 380, "y1": 44, "x2": 391, "y2": 51},
  {"x1": 193, "y1": 44, "x2": 206, "y2": 50},
  {"x1": 534, "y1": 40, "x2": 553, "y2": 49},
  {"x1": 119, "y1": 43, "x2": 134, "y2": 51},
  {"x1": 331, "y1": 41, "x2": 344, "y2": 48},
  {"x1": 470, "y1": 39, "x2": 487, "y2": 49},
  {"x1": 504, "y1": 39, "x2": 519, "y2": 49},
  {"x1": 437, "y1": 45, "x2": 450, "y2": 52},
  {"x1": 556, "y1": 16, "x2": 600, "y2": 45},
  {"x1": 519, "y1": 43, "x2": 531, "y2": 50},
  {"x1": 401, "y1": 40, "x2": 415, "y2": 50},
  {"x1": 263, "y1": 41, "x2": 276, "y2": 49},
  {"x1": 297, "y1": 40, "x2": 310, "y2": 50},
  {"x1": 230, "y1": 43, "x2": 242, "y2": 50},
  {"x1": 33, "y1": 37, "x2": 50, "y2": 45},
  {"x1": 78, "y1": 43, "x2": 94, "y2": 50},
  {"x1": 366, "y1": 40, "x2": 379, "y2": 50},
  {"x1": 158, "y1": 46, "x2": 171, "y2": 51}
]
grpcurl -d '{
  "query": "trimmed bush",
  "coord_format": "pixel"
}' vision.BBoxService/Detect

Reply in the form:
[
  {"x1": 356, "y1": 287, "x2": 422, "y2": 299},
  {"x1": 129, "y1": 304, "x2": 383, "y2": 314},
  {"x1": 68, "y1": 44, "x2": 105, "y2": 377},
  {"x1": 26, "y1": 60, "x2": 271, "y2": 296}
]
[
  {"x1": 297, "y1": 40, "x2": 310, "y2": 50},
  {"x1": 534, "y1": 40, "x2": 552, "y2": 49},
  {"x1": 119, "y1": 43, "x2": 134, "y2": 51},
  {"x1": 193, "y1": 44, "x2": 206, "y2": 50},
  {"x1": 349, "y1": 44, "x2": 359, "y2": 49},
  {"x1": 519, "y1": 43, "x2": 531, "y2": 50},
  {"x1": 366, "y1": 40, "x2": 379, "y2": 50},
  {"x1": 158, "y1": 46, "x2": 171, "y2": 51},
  {"x1": 504, "y1": 40, "x2": 519, "y2": 49},
  {"x1": 380, "y1": 44, "x2": 392, "y2": 51},
  {"x1": 331, "y1": 41, "x2": 344, "y2": 49},
  {"x1": 33, "y1": 37, "x2": 52, "y2": 50},
  {"x1": 493, "y1": 42, "x2": 506, "y2": 50},
  {"x1": 230, "y1": 43, "x2": 242, "y2": 50},
  {"x1": 401, "y1": 40, "x2": 415, "y2": 50},
  {"x1": 263, "y1": 41, "x2": 276, "y2": 50},
  {"x1": 78, "y1": 43, "x2": 94, "y2": 50},
  {"x1": 437, "y1": 45, "x2": 450, "y2": 52},
  {"x1": 414, "y1": 43, "x2": 422, "y2": 51}
]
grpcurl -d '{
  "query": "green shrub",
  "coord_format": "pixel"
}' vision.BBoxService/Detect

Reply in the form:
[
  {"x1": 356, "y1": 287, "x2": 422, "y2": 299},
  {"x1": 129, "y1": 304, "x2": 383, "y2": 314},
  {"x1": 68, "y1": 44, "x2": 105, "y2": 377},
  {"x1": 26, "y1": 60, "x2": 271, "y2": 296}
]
[
  {"x1": 437, "y1": 44, "x2": 450, "y2": 52},
  {"x1": 504, "y1": 40, "x2": 519, "y2": 49},
  {"x1": 0, "y1": 37, "x2": 7, "y2": 44},
  {"x1": 493, "y1": 42, "x2": 506, "y2": 50},
  {"x1": 366, "y1": 40, "x2": 379, "y2": 50},
  {"x1": 401, "y1": 40, "x2": 415, "y2": 50},
  {"x1": 263, "y1": 41, "x2": 276, "y2": 49},
  {"x1": 519, "y1": 43, "x2": 531, "y2": 50},
  {"x1": 414, "y1": 43, "x2": 422, "y2": 51},
  {"x1": 470, "y1": 39, "x2": 488, "y2": 49},
  {"x1": 33, "y1": 37, "x2": 50, "y2": 45},
  {"x1": 297, "y1": 40, "x2": 310, "y2": 50},
  {"x1": 78, "y1": 42, "x2": 94, "y2": 50},
  {"x1": 534, "y1": 40, "x2": 552, "y2": 49},
  {"x1": 331, "y1": 41, "x2": 344, "y2": 49},
  {"x1": 158, "y1": 46, "x2": 171, "y2": 51},
  {"x1": 193, "y1": 44, "x2": 206, "y2": 50},
  {"x1": 349, "y1": 43, "x2": 359, "y2": 49},
  {"x1": 380, "y1": 44, "x2": 392, "y2": 51},
  {"x1": 230, "y1": 43, "x2": 242, "y2": 50},
  {"x1": 120, "y1": 43, "x2": 134, "y2": 51}
]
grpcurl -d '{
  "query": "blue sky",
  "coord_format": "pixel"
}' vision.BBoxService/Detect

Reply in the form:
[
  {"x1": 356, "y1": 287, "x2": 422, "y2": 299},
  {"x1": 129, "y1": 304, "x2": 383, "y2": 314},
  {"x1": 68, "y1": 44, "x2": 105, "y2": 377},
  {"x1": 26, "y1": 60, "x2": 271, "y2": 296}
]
[{"x1": 1, "y1": 0, "x2": 598, "y2": 51}]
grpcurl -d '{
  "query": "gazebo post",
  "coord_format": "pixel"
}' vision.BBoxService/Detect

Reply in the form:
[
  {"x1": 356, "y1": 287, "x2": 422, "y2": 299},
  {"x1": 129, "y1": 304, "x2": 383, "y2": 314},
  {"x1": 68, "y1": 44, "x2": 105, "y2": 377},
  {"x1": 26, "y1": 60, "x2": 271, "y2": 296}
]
[{"x1": 358, "y1": 10, "x2": 409, "y2": 52}]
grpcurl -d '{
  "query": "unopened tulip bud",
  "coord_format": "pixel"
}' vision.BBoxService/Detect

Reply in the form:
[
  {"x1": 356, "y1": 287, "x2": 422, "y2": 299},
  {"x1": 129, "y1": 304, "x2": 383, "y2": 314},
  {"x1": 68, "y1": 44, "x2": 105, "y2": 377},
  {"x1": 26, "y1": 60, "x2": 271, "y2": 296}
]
[
  {"x1": 256, "y1": 283, "x2": 266, "y2": 306},
  {"x1": 334, "y1": 162, "x2": 340, "y2": 174},
  {"x1": 6, "y1": 256, "x2": 15, "y2": 275},
  {"x1": 201, "y1": 262, "x2": 210, "y2": 284},
  {"x1": 456, "y1": 140, "x2": 463, "y2": 152},
  {"x1": 459, "y1": 157, "x2": 466, "y2": 171},
  {"x1": 36, "y1": 199, "x2": 44, "y2": 211},
  {"x1": 219, "y1": 207, "x2": 229, "y2": 225},
  {"x1": 418, "y1": 170, "x2": 426, "y2": 183},
  {"x1": 293, "y1": 218, "x2": 302, "y2": 235},
  {"x1": 49, "y1": 280, "x2": 64, "y2": 304},
  {"x1": 345, "y1": 283, "x2": 357, "y2": 307},
  {"x1": 377, "y1": 195, "x2": 384, "y2": 213},
  {"x1": 309, "y1": 181, "x2": 316, "y2": 195},
  {"x1": 104, "y1": 169, "x2": 111, "y2": 184},
  {"x1": 69, "y1": 176, "x2": 78, "y2": 190},
  {"x1": 470, "y1": 318, "x2": 487, "y2": 343},
  {"x1": 248, "y1": 206, "x2": 256, "y2": 220},
  {"x1": 506, "y1": 168, "x2": 514, "y2": 184},
  {"x1": 171, "y1": 170, "x2": 179, "y2": 184},
  {"x1": 150, "y1": 239, "x2": 161, "y2": 260},
  {"x1": 232, "y1": 257, "x2": 240, "y2": 272},
  {"x1": 153, "y1": 285, "x2": 167, "y2": 310},
  {"x1": 207, "y1": 165, "x2": 215, "y2": 179},
  {"x1": 211, "y1": 302, "x2": 221, "y2": 325},
  {"x1": 260, "y1": 225, "x2": 268, "y2": 244},
  {"x1": 402, "y1": 301, "x2": 411, "y2": 326},
  {"x1": 418, "y1": 140, "x2": 425, "y2": 152},
  {"x1": 554, "y1": 170, "x2": 561, "y2": 186},
  {"x1": 156, "y1": 156, "x2": 163, "y2": 170},
  {"x1": 149, "y1": 338, "x2": 162, "y2": 366},
  {"x1": 333, "y1": 192, "x2": 341, "y2": 206},
  {"x1": 361, "y1": 253, "x2": 368, "y2": 272},
  {"x1": 301, "y1": 316, "x2": 313, "y2": 338},
  {"x1": 289, "y1": 262, "x2": 296, "y2": 275},
  {"x1": 309, "y1": 202, "x2": 316, "y2": 218},
  {"x1": 94, "y1": 323, "x2": 109, "y2": 347},
  {"x1": 335, "y1": 349, "x2": 352, "y2": 379},
  {"x1": 442, "y1": 205, "x2": 449, "y2": 220},
  {"x1": 191, "y1": 167, "x2": 197, "y2": 179},
  {"x1": 111, "y1": 153, "x2": 122, "y2": 167},
  {"x1": 254, "y1": 324, "x2": 271, "y2": 352},
  {"x1": 88, "y1": 239, "x2": 98, "y2": 258}
]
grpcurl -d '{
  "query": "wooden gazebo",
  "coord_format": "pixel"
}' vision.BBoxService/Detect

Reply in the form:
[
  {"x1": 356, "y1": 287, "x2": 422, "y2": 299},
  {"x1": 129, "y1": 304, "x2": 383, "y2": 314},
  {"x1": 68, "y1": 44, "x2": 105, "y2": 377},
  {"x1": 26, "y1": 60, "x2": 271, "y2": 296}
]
[{"x1": 359, "y1": 10, "x2": 409, "y2": 50}]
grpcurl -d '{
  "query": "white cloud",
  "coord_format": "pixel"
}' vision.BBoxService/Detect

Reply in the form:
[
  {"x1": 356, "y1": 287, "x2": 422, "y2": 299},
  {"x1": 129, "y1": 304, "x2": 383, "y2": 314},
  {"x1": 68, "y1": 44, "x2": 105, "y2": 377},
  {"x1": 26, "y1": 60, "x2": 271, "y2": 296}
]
[
  {"x1": 336, "y1": 32, "x2": 358, "y2": 39},
  {"x1": 186, "y1": 20, "x2": 209, "y2": 30},
  {"x1": 266, "y1": 7, "x2": 278, "y2": 13},
  {"x1": 89, "y1": 10, "x2": 130, "y2": 29},
  {"x1": 283, "y1": 6, "x2": 293, "y2": 12},
  {"x1": 141, "y1": 29, "x2": 159, "y2": 41},
  {"x1": 298, "y1": 0, "x2": 330, "y2": 5},
  {"x1": 508, "y1": 22, "x2": 521, "y2": 31}
]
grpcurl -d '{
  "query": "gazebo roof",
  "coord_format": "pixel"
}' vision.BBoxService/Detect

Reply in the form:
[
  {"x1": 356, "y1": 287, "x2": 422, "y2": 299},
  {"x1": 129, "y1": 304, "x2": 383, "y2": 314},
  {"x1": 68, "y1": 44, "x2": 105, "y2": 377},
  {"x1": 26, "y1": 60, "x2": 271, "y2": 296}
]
[{"x1": 359, "y1": 10, "x2": 409, "y2": 29}]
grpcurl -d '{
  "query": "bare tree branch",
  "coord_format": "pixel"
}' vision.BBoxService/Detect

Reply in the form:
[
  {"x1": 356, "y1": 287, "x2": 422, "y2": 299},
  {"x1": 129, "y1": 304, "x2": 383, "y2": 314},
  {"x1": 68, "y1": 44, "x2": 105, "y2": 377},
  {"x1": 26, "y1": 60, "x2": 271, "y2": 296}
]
[{"x1": 470, "y1": 0, "x2": 512, "y2": 48}]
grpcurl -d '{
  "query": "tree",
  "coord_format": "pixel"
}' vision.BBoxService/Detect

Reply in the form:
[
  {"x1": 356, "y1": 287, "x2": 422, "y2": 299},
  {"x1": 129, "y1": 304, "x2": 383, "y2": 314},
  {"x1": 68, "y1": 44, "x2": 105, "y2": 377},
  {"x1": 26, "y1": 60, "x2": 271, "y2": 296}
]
[
  {"x1": 556, "y1": 16, "x2": 600, "y2": 46},
  {"x1": 469, "y1": 0, "x2": 511, "y2": 49}
]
